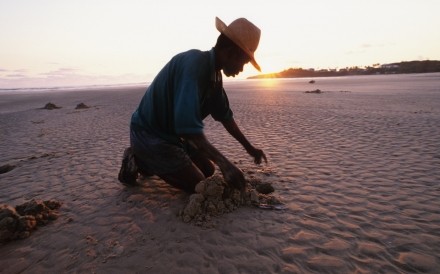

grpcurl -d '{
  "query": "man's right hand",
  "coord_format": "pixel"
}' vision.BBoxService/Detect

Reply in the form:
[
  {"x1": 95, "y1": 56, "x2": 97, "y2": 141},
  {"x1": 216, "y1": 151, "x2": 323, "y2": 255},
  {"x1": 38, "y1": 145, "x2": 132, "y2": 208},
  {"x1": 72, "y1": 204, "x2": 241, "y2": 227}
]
[
  {"x1": 222, "y1": 162, "x2": 246, "y2": 191},
  {"x1": 182, "y1": 133, "x2": 246, "y2": 191}
]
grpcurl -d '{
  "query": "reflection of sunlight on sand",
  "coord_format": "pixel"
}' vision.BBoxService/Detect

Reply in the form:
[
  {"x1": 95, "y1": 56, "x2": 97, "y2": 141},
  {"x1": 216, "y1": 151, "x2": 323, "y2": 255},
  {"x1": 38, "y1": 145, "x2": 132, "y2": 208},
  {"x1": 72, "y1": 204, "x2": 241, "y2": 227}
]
[
  {"x1": 255, "y1": 80, "x2": 287, "y2": 106},
  {"x1": 259, "y1": 78, "x2": 280, "y2": 90},
  {"x1": 237, "y1": 79, "x2": 302, "y2": 108}
]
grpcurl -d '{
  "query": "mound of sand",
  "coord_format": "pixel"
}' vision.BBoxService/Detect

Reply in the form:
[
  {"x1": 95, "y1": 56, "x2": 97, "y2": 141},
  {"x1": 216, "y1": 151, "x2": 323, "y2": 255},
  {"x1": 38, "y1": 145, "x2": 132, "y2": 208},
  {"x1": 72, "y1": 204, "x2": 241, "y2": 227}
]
[
  {"x1": 305, "y1": 89, "x2": 323, "y2": 94},
  {"x1": 42, "y1": 102, "x2": 61, "y2": 110},
  {"x1": 75, "y1": 103, "x2": 90, "y2": 109},
  {"x1": 179, "y1": 175, "x2": 284, "y2": 227},
  {"x1": 0, "y1": 199, "x2": 62, "y2": 243},
  {"x1": 0, "y1": 164, "x2": 15, "y2": 174}
]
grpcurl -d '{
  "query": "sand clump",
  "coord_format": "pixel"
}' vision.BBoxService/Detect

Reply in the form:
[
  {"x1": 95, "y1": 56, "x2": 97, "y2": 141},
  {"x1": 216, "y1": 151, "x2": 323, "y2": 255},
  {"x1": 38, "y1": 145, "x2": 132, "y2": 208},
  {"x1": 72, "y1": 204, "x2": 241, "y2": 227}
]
[
  {"x1": 0, "y1": 164, "x2": 15, "y2": 174},
  {"x1": 41, "y1": 102, "x2": 61, "y2": 110},
  {"x1": 40, "y1": 102, "x2": 91, "y2": 110},
  {"x1": 305, "y1": 89, "x2": 323, "y2": 94},
  {"x1": 75, "y1": 103, "x2": 90, "y2": 109},
  {"x1": 179, "y1": 175, "x2": 284, "y2": 227},
  {"x1": 304, "y1": 89, "x2": 351, "y2": 94},
  {"x1": 0, "y1": 199, "x2": 62, "y2": 243}
]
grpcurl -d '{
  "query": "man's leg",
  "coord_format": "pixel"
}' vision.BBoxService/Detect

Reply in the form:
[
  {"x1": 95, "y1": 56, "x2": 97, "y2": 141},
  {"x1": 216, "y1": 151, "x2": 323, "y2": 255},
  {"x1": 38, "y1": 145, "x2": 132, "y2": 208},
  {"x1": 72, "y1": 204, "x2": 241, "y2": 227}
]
[
  {"x1": 130, "y1": 128, "x2": 215, "y2": 192},
  {"x1": 158, "y1": 162, "x2": 205, "y2": 193}
]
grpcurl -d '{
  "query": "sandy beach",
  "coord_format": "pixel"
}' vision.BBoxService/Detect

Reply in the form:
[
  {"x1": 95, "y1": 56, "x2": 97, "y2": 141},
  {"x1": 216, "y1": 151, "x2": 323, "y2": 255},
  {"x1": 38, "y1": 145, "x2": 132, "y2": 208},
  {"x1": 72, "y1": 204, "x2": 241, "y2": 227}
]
[{"x1": 1, "y1": 74, "x2": 440, "y2": 273}]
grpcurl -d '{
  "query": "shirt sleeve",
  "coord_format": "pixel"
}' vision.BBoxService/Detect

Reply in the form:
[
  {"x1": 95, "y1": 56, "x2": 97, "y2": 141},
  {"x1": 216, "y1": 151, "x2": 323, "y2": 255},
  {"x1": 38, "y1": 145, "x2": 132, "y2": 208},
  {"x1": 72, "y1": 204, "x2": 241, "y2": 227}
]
[{"x1": 210, "y1": 87, "x2": 233, "y2": 122}]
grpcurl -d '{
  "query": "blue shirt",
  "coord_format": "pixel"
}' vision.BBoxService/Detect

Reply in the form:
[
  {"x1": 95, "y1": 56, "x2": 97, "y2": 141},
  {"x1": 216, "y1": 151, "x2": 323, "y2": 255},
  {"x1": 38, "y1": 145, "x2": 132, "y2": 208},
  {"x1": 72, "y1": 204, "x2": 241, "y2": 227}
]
[{"x1": 131, "y1": 48, "x2": 233, "y2": 145}]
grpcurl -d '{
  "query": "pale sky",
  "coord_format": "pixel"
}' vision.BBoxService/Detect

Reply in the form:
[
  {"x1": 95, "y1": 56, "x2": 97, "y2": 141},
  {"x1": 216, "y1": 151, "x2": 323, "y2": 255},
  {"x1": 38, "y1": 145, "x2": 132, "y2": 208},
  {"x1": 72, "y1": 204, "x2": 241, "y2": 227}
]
[{"x1": 1, "y1": 0, "x2": 439, "y2": 88}]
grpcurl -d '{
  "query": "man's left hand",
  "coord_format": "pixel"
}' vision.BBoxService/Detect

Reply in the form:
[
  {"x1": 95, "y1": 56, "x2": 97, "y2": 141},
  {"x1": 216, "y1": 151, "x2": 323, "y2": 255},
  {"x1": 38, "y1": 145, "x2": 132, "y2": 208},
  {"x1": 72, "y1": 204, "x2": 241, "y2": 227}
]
[{"x1": 248, "y1": 147, "x2": 267, "y2": 165}]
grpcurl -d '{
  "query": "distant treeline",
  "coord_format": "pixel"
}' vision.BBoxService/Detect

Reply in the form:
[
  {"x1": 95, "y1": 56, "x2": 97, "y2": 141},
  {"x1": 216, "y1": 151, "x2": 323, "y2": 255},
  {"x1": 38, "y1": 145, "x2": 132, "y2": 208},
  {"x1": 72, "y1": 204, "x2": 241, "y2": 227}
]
[{"x1": 247, "y1": 60, "x2": 440, "y2": 79}]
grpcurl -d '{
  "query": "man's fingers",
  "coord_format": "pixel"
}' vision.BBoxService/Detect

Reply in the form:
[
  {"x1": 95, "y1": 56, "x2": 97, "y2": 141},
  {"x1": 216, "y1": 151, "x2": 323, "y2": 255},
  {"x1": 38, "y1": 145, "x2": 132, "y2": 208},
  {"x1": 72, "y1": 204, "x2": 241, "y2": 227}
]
[
  {"x1": 262, "y1": 152, "x2": 268, "y2": 164},
  {"x1": 253, "y1": 150, "x2": 267, "y2": 165}
]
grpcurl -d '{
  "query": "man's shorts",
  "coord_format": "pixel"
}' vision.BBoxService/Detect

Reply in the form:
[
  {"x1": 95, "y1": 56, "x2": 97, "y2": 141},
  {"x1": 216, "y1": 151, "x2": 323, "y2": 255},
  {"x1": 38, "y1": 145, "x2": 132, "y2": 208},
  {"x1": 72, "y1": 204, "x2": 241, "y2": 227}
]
[{"x1": 130, "y1": 127, "x2": 194, "y2": 175}]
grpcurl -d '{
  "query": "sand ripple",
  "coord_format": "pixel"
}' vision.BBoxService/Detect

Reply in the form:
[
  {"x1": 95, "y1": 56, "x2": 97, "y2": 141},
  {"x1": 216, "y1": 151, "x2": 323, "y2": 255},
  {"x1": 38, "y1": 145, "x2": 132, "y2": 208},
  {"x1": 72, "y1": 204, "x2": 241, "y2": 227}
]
[{"x1": 1, "y1": 83, "x2": 440, "y2": 272}]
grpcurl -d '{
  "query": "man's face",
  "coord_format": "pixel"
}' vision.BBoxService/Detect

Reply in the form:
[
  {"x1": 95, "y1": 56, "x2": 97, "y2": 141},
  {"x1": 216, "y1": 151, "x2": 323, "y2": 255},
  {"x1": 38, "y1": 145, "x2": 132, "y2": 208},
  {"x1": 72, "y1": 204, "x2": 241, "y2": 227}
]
[{"x1": 223, "y1": 49, "x2": 251, "y2": 77}]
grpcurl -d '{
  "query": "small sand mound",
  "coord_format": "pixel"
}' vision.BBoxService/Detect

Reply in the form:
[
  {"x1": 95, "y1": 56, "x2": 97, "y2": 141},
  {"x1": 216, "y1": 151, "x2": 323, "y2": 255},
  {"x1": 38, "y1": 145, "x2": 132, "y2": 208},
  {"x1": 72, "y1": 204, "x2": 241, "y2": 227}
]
[
  {"x1": 305, "y1": 89, "x2": 323, "y2": 94},
  {"x1": 255, "y1": 182, "x2": 275, "y2": 194},
  {"x1": 0, "y1": 164, "x2": 15, "y2": 174},
  {"x1": 179, "y1": 175, "x2": 284, "y2": 227},
  {"x1": 0, "y1": 199, "x2": 62, "y2": 243},
  {"x1": 75, "y1": 103, "x2": 90, "y2": 109},
  {"x1": 42, "y1": 102, "x2": 61, "y2": 110}
]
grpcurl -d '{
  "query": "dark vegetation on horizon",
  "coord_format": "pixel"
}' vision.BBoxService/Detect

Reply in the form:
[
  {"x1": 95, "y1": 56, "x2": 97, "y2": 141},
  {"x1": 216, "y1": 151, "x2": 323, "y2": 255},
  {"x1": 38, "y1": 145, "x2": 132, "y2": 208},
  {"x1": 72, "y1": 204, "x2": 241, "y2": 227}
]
[{"x1": 247, "y1": 60, "x2": 440, "y2": 79}]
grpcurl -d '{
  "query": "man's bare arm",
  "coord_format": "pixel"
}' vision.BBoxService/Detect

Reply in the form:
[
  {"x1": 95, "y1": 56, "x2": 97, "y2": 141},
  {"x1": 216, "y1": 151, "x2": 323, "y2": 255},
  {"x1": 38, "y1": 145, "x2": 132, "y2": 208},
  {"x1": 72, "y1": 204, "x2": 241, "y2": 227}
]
[
  {"x1": 221, "y1": 118, "x2": 267, "y2": 164},
  {"x1": 181, "y1": 133, "x2": 245, "y2": 190}
]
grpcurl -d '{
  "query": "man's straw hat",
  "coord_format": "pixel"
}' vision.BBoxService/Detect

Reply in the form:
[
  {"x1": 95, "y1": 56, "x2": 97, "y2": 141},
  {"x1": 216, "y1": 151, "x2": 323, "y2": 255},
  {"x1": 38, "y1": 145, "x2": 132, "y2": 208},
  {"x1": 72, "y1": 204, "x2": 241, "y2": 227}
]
[{"x1": 215, "y1": 17, "x2": 261, "y2": 72}]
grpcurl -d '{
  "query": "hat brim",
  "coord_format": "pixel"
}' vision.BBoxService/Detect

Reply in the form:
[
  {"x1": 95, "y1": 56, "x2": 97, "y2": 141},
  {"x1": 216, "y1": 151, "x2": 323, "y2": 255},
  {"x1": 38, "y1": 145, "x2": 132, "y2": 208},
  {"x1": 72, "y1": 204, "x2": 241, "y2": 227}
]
[{"x1": 216, "y1": 17, "x2": 261, "y2": 72}]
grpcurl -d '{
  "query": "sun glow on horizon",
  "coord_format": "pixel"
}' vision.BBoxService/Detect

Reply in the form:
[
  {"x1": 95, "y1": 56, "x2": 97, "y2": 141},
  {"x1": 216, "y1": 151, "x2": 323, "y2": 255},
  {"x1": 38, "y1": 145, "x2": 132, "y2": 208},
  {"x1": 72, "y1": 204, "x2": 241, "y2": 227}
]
[{"x1": 258, "y1": 78, "x2": 281, "y2": 90}]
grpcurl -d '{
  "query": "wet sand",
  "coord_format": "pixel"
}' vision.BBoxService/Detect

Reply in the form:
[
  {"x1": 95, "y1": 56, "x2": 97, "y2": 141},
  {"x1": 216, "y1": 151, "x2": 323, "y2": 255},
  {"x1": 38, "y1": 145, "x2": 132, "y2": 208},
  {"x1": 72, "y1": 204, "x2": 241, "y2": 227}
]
[{"x1": 1, "y1": 78, "x2": 439, "y2": 273}]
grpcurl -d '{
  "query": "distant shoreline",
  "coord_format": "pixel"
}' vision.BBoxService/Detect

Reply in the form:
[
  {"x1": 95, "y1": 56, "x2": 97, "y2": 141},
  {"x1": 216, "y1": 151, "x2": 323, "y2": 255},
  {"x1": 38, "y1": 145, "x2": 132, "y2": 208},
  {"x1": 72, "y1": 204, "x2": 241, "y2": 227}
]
[
  {"x1": 0, "y1": 82, "x2": 148, "y2": 93},
  {"x1": 2, "y1": 63, "x2": 439, "y2": 92},
  {"x1": 248, "y1": 60, "x2": 440, "y2": 79}
]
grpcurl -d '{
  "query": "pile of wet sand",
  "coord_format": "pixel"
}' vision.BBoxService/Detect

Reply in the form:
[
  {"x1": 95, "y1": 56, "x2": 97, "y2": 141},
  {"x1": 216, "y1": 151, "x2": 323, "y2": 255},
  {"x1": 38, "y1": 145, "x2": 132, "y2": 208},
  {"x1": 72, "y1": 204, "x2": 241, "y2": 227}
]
[
  {"x1": 75, "y1": 103, "x2": 90, "y2": 109},
  {"x1": 179, "y1": 175, "x2": 284, "y2": 227},
  {"x1": 41, "y1": 102, "x2": 61, "y2": 110},
  {"x1": 0, "y1": 199, "x2": 62, "y2": 243}
]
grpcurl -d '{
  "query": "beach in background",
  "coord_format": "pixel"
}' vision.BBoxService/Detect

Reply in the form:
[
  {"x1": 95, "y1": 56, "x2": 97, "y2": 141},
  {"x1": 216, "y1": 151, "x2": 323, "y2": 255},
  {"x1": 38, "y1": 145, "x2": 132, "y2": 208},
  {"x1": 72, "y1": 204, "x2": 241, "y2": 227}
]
[{"x1": 1, "y1": 73, "x2": 440, "y2": 273}]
